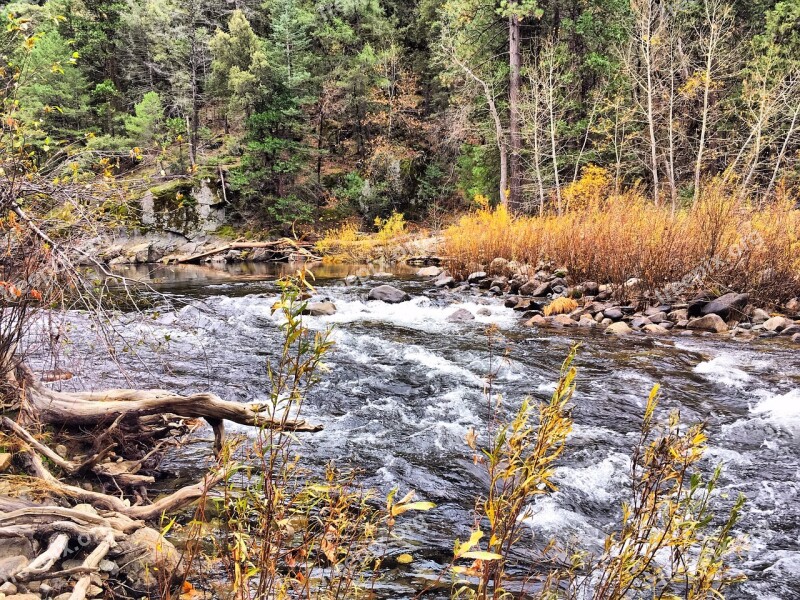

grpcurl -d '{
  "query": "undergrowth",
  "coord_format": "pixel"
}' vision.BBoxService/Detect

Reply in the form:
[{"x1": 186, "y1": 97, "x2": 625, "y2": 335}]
[{"x1": 444, "y1": 179, "x2": 800, "y2": 304}]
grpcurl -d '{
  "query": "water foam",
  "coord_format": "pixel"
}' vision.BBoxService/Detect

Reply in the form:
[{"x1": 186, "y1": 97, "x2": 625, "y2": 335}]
[{"x1": 694, "y1": 354, "x2": 751, "y2": 387}]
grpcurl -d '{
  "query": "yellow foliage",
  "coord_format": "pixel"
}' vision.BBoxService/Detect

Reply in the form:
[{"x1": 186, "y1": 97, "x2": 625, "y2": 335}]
[
  {"x1": 444, "y1": 181, "x2": 800, "y2": 302},
  {"x1": 544, "y1": 297, "x2": 578, "y2": 316},
  {"x1": 562, "y1": 165, "x2": 610, "y2": 212}
]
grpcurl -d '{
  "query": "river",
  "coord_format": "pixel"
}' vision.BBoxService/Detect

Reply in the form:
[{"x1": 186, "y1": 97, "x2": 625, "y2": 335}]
[{"x1": 36, "y1": 262, "x2": 800, "y2": 599}]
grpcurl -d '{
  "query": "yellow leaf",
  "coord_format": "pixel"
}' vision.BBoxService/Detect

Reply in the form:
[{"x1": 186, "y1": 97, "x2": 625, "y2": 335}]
[
  {"x1": 455, "y1": 530, "x2": 483, "y2": 557},
  {"x1": 391, "y1": 501, "x2": 436, "y2": 516},
  {"x1": 396, "y1": 553, "x2": 413, "y2": 564},
  {"x1": 460, "y1": 551, "x2": 504, "y2": 561}
]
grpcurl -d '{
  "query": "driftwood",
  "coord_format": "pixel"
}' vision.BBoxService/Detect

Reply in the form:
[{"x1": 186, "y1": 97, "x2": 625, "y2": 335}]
[{"x1": 175, "y1": 238, "x2": 321, "y2": 264}]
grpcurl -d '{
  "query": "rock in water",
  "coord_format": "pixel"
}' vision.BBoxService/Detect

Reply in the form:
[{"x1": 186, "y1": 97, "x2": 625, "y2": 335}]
[
  {"x1": 603, "y1": 307, "x2": 624, "y2": 321},
  {"x1": 447, "y1": 308, "x2": 475, "y2": 323},
  {"x1": 605, "y1": 321, "x2": 632, "y2": 335},
  {"x1": 434, "y1": 275, "x2": 456, "y2": 288},
  {"x1": 467, "y1": 271, "x2": 487, "y2": 283},
  {"x1": 417, "y1": 266, "x2": 441, "y2": 277},
  {"x1": 302, "y1": 301, "x2": 337, "y2": 316},
  {"x1": 367, "y1": 285, "x2": 410, "y2": 304},
  {"x1": 763, "y1": 316, "x2": 791, "y2": 332},
  {"x1": 687, "y1": 314, "x2": 728, "y2": 333},
  {"x1": 701, "y1": 292, "x2": 749, "y2": 320}
]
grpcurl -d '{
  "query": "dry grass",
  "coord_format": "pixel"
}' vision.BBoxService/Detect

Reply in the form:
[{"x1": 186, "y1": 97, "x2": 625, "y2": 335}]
[{"x1": 444, "y1": 181, "x2": 800, "y2": 304}]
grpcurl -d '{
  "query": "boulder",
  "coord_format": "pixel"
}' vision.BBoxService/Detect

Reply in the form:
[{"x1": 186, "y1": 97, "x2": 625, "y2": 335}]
[
  {"x1": 524, "y1": 315, "x2": 548, "y2": 327},
  {"x1": 648, "y1": 311, "x2": 668, "y2": 324},
  {"x1": 447, "y1": 308, "x2": 475, "y2": 323},
  {"x1": 578, "y1": 315, "x2": 597, "y2": 327},
  {"x1": 0, "y1": 557, "x2": 27, "y2": 582},
  {"x1": 645, "y1": 305, "x2": 671, "y2": 316},
  {"x1": 0, "y1": 538, "x2": 34, "y2": 561},
  {"x1": 417, "y1": 266, "x2": 441, "y2": 277},
  {"x1": 582, "y1": 281, "x2": 600, "y2": 296},
  {"x1": 751, "y1": 308, "x2": 770, "y2": 324},
  {"x1": 550, "y1": 314, "x2": 575, "y2": 327},
  {"x1": 688, "y1": 293, "x2": 712, "y2": 317},
  {"x1": 603, "y1": 307, "x2": 624, "y2": 321},
  {"x1": 116, "y1": 527, "x2": 183, "y2": 593},
  {"x1": 367, "y1": 285, "x2": 410, "y2": 304},
  {"x1": 786, "y1": 298, "x2": 800, "y2": 315},
  {"x1": 434, "y1": 275, "x2": 455, "y2": 288},
  {"x1": 476, "y1": 308, "x2": 492, "y2": 316},
  {"x1": 513, "y1": 298, "x2": 542, "y2": 312},
  {"x1": 643, "y1": 323, "x2": 669, "y2": 334},
  {"x1": 781, "y1": 324, "x2": 800, "y2": 336},
  {"x1": 344, "y1": 275, "x2": 360, "y2": 286},
  {"x1": 668, "y1": 308, "x2": 688, "y2": 322},
  {"x1": 631, "y1": 317, "x2": 652, "y2": 328},
  {"x1": 763, "y1": 316, "x2": 791, "y2": 332},
  {"x1": 303, "y1": 301, "x2": 336, "y2": 317},
  {"x1": 518, "y1": 280, "x2": 541, "y2": 296},
  {"x1": 605, "y1": 321, "x2": 632, "y2": 335},
  {"x1": 488, "y1": 257, "x2": 509, "y2": 275},
  {"x1": 531, "y1": 282, "x2": 552, "y2": 297},
  {"x1": 687, "y1": 314, "x2": 728, "y2": 333},
  {"x1": 467, "y1": 271, "x2": 487, "y2": 283},
  {"x1": 490, "y1": 276, "x2": 509, "y2": 289},
  {"x1": 701, "y1": 292, "x2": 749, "y2": 320}
]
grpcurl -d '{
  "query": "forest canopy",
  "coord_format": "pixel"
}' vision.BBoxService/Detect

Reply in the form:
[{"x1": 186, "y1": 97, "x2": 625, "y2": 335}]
[{"x1": 2, "y1": 0, "x2": 799, "y2": 228}]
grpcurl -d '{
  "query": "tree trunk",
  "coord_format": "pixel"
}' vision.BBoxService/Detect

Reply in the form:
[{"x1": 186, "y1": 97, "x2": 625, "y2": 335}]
[{"x1": 508, "y1": 11, "x2": 523, "y2": 212}]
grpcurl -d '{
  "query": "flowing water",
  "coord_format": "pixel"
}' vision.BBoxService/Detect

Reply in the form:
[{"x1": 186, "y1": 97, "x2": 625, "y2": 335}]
[{"x1": 36, "y1": 263, "x2": 800, "y2": 599}]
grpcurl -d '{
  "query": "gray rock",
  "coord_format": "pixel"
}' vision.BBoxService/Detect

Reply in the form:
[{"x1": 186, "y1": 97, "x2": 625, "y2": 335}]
[
  {"x1": 687, "y1": 314, "x2": 728, "y2": 333},
  {"x1": 518, "y1": 280, "x2": 540, "y2": 296},
  {"x1": 488, "y1": 257, "x2": 509, "y2": 274},
  {"x1": 531, "y1": 282, "x2": 552, "y2": 297},
  {"x1": 688, "y1": 293, "x2": 712, "y2": 317},
  {"x1": 344, "y1": 275, "x2": 360, "y2": 285},
  {"x1": 648, "y1": 311, "x2": 668, "y2": 324},
  {"x1": 302, "y1": 301, "x2": 336, "y2": 316},
  {"x1": 751, "y1": 308, "x2": 770, "y2": 323},
  {"x1": 115, "y1": 527, "x2": 183, "y2": 593},
  {"x1": 701, "y1": 292, "x2": 749, "y2": 320},
  {"x1": 578, "y1": 315, "x2": 597, "y2": 327},
  {"x1": 792, "y1": 333, "x2": 800, "y2": 344},
  {"x1": 490, "y1": 276, "x2": 508, "y2": 289},
  {"x1": 447, "y1": 308, "x2": 475, "y2": 323},
  {"x1": 668, "y1": 308, "x2": 688, "y2": 322},
  {"x1": 603, "y1": 307, "x2": 624, "y2": 321},
  {"x1": 489, "y1": 286, "x2": 503, "y2": 295},
  {"x1": 512, "y1": 298, "x2": 541, "y2": 312},
  {"x1": 550, "y1": 314, "x2": 576, "y2": 327},
  {"x1": 434, "y1": 275, "x2": 455, "y2": 288},
  {"x1": 417, "y1": 266, "x2": 442, "y2": 277},
  {"x1": 601, "y1": 317, "x2": 613, "y2": 326},
  {"x1": 631, "y1": 317, "x2": 652, "y2": 328},
  {"x1": 763, "y1": 316, "x2": 791, "y2": 332},
  {"x1": 467, "y1": 271, "x2": 487, "y2": 283},
  {"x1": 643, "y1": 323, "x2": 669, "y2": 334},
  {"x1": 605, "y1": 321, "x2": 632, "y2": 335},
  {"x1": 781, "y1": 324, "x2": 800, "y2": 336},
  {"x1": 0, "y1": 538, "x2": 34, "y2": 562},
  {"x1": 582, "y1": 281, "x2": 600, "y2": 296},
  {"x1": 0, "y1": 582, "x2": 19, "y2": 596},
  {"x1": 367, "y1": 285, "x2": 410, "y2": 304},
  {"x1": 786, "y1": 298, "x2": 800, "y2": 314},
  {"x1": 523, "y1": 315, "x2": 547, "y2": 327},
  {"x1": 476, "y1": 308, "x2": 491, "y2": 316}
]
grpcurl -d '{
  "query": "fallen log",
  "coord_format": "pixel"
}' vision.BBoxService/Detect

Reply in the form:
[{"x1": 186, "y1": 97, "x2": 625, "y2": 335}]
[{"x1": 175, "y1": 238, "x2": 321, "y2": 264}]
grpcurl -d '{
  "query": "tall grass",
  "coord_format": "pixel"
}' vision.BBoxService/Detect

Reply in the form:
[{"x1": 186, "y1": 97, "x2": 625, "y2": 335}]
[{"x1": 444, "y1": 181, "x2": 800, "y2": 304}]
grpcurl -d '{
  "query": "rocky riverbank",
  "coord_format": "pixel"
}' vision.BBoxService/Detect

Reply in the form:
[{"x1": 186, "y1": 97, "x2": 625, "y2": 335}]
[{"x1": 352, "y1": 258, "x2": 800, "y2": 343}]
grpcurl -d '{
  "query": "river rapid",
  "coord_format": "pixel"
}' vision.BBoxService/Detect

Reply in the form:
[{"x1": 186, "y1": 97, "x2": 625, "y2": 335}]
[{"x1": 36, "y1": 263, "x2": 800, "y2": 599}]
